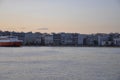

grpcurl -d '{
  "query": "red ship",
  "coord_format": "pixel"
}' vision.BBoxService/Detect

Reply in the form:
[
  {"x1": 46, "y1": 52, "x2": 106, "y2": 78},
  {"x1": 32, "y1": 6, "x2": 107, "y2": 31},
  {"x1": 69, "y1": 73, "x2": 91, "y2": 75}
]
[{"x1": 0, "y1": 36, "x2": 23, "y2": 47}]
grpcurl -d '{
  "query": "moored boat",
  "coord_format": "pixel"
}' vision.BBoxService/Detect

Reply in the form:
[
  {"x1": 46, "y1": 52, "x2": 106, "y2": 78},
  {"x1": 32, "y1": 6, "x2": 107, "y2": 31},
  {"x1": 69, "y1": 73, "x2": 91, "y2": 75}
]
[{"x1": 0, "y1": 36, "x2": 23, "y2": 47}]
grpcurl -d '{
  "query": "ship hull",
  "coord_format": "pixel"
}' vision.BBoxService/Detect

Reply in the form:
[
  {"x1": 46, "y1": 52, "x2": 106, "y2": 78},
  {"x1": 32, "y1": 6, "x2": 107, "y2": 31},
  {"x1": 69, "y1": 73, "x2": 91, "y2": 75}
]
[{"x1": 0, "y1": 42, "x2": 22, "y2": 47}]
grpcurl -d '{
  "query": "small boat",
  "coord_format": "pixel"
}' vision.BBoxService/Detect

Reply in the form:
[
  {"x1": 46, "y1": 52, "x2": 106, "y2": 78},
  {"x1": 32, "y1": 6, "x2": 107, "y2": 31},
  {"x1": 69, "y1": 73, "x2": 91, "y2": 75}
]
[{"x1": 0, "y1": 36, "x2": 23, "y2": 47}]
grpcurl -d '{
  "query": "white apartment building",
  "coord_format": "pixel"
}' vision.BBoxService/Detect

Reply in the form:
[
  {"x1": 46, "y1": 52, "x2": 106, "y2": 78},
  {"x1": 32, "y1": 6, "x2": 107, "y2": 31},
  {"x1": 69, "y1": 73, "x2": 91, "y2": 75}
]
[
  {"x1": 78, "y1": 34, "x2": 86, "y2": 46},
  {"x1": 44, "y1": 35, "x2": 53, "y2": 45},
  {"x1": 24, "y1": 32, "x2": 41, "y2": 45}
]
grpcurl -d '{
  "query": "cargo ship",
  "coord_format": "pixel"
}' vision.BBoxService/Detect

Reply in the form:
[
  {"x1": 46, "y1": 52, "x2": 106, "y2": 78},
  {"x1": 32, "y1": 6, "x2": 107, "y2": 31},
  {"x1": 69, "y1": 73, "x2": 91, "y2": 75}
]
[{"x1": 0, "y1": 36, "x2": 23, "y2": 47}]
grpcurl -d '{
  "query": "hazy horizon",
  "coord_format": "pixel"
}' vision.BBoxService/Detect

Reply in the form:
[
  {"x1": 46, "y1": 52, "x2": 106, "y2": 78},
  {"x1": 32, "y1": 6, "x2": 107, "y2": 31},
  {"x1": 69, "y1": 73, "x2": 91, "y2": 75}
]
[{"x1": 0, "y1": 0, "x2": 120, "y2": 34}]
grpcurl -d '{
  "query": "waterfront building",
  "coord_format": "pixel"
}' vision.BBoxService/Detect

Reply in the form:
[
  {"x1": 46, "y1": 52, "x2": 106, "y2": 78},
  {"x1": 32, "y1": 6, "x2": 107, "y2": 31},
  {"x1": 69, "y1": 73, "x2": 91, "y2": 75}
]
[
  {"x1": 114, "y1": 38, "x2": 120, "y2": 46},
  {"x1": 0, "y1": 30, "x2": 120, "y2": 47},
  {"x1": 53, "y1": 33, "x2": 61, "y2": 46},
  {"x1": 72, "y1": 33, "x2": 78, "y2": 46},
  {"x1": 44, "y1": 35, "x2": 53, "y2": 46},
  {"x1": 0, "y1": 31, "x2": 11, "y2": 36},
  {"x1": 78, "y1": 34, "x2": 86, "y2": 46},
  {"x1": 84, "y1": 35, "x2": 98, "y2": 46},
  {"x1": 60, "y1": 33, "x2": 73, "y2": 46},
  {"x1": 24, "y1": 32, "x2": 42, "y2": 45},
  {"x1": 98, "y1": 34, "x2": 109, "y2": 46}
]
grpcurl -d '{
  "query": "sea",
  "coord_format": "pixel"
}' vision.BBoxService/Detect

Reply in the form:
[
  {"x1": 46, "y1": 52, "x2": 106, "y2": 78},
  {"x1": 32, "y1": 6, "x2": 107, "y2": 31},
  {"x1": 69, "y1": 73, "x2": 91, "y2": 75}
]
[{"x1": 0, "y1": 47, "x2": 120, "y2": 80}]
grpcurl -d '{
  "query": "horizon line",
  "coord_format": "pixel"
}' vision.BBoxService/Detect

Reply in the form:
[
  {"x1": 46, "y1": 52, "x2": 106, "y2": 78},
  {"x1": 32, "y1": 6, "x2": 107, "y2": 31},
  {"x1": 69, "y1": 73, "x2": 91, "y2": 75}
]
[{"x1": 0, "y1": 30, "x2": 120, "y2": 35}]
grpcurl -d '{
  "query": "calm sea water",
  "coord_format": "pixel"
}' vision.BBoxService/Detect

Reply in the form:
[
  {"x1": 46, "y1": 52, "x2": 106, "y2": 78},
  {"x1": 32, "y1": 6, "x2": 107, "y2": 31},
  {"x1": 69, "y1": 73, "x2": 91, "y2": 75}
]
[{"x1": 0, "y1": 47, "x2": 120, "y2": 80}]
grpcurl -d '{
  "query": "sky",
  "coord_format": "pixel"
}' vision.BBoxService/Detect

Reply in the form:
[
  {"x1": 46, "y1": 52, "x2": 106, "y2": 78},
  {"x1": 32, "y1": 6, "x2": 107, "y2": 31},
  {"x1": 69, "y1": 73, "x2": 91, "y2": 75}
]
[{"x1": 0, "y1": 0, "x2": 120, "y2": 33}]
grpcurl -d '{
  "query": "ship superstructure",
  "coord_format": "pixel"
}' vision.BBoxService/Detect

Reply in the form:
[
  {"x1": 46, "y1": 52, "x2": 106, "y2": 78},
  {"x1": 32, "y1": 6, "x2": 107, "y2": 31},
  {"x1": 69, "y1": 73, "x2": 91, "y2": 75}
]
[{"x1": 0, "y1": 36, "x2": 23, "y2": 47}]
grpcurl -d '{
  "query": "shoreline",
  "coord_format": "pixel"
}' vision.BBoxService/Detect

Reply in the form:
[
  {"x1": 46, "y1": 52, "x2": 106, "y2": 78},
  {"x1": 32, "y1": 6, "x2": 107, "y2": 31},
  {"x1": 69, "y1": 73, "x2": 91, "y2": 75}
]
[{"x1": 15, "y1": 45, "x2": 120, "y2": 48}]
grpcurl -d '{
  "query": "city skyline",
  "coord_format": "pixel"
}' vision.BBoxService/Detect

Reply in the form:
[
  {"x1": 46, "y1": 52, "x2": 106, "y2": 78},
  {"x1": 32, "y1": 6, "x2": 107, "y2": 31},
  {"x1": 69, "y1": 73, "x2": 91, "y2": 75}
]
[{"x1": 0, "y1": 0, "x2": 120, "y2": 34}]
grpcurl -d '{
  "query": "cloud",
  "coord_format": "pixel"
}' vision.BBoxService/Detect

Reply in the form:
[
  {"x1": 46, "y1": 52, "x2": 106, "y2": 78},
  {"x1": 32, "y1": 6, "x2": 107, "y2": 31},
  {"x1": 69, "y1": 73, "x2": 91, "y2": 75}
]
[{"x1": 37, "y1": 28, "x2": 48, "y2": 30}]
